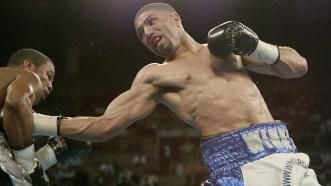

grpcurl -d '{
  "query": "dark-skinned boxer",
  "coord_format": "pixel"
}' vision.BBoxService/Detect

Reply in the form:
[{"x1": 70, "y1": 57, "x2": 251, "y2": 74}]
[{"x1": 0, "y1": 49, "x2": 91, "y2": 186}]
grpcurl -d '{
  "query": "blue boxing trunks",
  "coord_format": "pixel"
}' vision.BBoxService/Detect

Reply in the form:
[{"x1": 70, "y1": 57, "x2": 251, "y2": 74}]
[{"x1": 200, "y1": 121, "x2": 320, "y2": 186}]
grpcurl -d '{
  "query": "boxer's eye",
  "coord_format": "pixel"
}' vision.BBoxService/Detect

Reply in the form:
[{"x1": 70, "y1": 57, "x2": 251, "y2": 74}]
[
  {"x1": 148, "y1": 18, "x2": 157, "y2": 25},
  {"x1": 47, "y1": 71, "x2": 54, "y2": 81}
]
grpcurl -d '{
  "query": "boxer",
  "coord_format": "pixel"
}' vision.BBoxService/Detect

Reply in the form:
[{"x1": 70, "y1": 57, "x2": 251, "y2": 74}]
[
  {"x1": 32, "y1": 3, "x2": 321, "y2": 186},
  {"x1": 0, "y1": 48, "x2": 54, "y2": 185},
  {"x1": 0, "y1": 49, "x2": 91, "y2": 185}
]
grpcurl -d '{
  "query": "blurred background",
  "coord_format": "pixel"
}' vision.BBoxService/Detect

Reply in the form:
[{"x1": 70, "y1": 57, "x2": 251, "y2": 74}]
[{"x1": 1, "y1": 0, "x2": 330, "y2": 185}]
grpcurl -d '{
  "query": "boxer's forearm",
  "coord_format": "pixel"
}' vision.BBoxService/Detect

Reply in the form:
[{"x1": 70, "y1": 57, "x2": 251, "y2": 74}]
[
  {"x1": 244, "y1": 45, "x2": 308, "y2": 78},
  {"x1": 4, "y1": 98, "x2": 38, "y2": 174},
  {"x1": 33, "y1": 113, "x2": 133, "y2": 142},
  {"x1": 59, "y1": 116, "x2": 130, "y2": 142},
  {"x1": 33, "y1": 105, "x2": 145, "y2": 142},
  {"x1": 271, "y1": 46, "x2": 308, "y2": 78},
  {"x1": 242, "y1": 46, "x2": 308, "y2": 79}
]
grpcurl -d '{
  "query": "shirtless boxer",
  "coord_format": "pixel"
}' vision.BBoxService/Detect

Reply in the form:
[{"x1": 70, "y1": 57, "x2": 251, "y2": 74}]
[
  {"x1": 32, "y1": 3, "x2": 321, "y2": 186},
  {"x1": 0, "y1": 48, "x2": 54, "y2": 185},
  {"x1": 0, "y1": 49, "x2": 91, "y2": 185}
]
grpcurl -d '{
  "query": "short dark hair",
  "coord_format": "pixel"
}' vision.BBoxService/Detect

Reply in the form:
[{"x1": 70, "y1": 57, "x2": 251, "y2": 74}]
[
  {"x1": 7, "y1": 48, "x2": 53, "y2": 68},
  {"x1": 134, "y1": 3, "x2": 177, "y2": 22}
]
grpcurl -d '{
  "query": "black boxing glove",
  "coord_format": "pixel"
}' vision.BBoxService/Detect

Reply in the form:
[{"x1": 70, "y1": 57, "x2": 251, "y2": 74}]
[
  {"x1": 34, "y1": 136, "x2": 50, "y2": 151},
  {"x1": 208, "y1": 21, "x2": 279, "y2": 65},
  {"x1": 29, "y1": 159, "x2": 49, "y2": 186},
  {"x1": 49, "y1": 136, "x2": 92, "y2": 163},
  {"x1": 35, "y1": 136, "x2": 92, "y2": 170}
]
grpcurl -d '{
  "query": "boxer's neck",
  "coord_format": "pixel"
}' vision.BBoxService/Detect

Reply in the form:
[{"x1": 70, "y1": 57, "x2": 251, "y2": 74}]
[{"x1": 167, "y1": 32, "x2": 200, "y2": 61}]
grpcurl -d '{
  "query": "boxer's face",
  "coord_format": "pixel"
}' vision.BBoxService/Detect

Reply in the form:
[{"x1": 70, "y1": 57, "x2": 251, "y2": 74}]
[
  {"x1": 34, "y1": 61, "x2": 55, "y2": 102},
  {"x1": 135, "y1": 10, "x2": 182, "y2": 57}
]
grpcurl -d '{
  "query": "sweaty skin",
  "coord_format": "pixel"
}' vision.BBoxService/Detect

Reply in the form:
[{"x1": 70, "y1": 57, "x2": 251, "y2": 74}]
[
  {"x1": 59, "y1": 9, "x2": 307, "y2": 142},
  {"x1": 0, "y1": 63, "x2": 54, "y2": 149}
]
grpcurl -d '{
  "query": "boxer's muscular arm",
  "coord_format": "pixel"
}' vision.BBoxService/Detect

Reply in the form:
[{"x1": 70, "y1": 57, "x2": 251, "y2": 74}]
[
  {"x1": 242, "y1": 47, "x2": 308, "y2": 79},
  {"x1": 3, "y1": 73, "x2": 42, "y2": 149},
  {"x1": 207, "y1": 21, "x2": 308, "y2": 79},
  {"x1": 60, "y1": 64, "x2": 160, "y2": 142},
  {"x1": 60, "y1": 85, "x2": 159, "y2": 142}
]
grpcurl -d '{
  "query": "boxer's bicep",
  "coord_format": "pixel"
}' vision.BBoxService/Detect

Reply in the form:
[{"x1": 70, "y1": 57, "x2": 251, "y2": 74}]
[
  {"x1": 60, "y1": 66, "x2": 161, "y2": 142},
  {"x1": 105, "y1": 83, "x2": 159, "y2": 123},
  {"x1": 60, "y1": 85, "x2": 159, "y2": 142},
  {"x1": 74, "y1": 84, "x2": 158, "y2": 141}
]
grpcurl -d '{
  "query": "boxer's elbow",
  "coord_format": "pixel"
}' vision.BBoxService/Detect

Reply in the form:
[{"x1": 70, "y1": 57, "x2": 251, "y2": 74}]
[
  {"x1": 280, "y1": 47, "x2": 308, "y2": 79},
  {"x1": 293, "y1": 56, "x2": 308, "y2": 78},
  {"x1": 299, "y1": 57, "x2": 308, "y2": 75},
  {"x1": 276, "y1": 57, "x2": 308, "y2": 79}
]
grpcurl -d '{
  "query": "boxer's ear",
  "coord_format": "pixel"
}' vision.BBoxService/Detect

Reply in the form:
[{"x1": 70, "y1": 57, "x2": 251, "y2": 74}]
[
  {"x1": 23, "y1": 58, "x2": 37, "y2": 72},
  {"x1": 171, "y1": 13, "x2": 182, "y2": 28}
]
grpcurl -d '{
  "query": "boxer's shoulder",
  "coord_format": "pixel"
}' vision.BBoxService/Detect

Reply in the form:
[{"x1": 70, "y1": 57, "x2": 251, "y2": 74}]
[
  {"x1": 132, "y1": 63, "x2": 160, "y2": 86},
  {"x1": 3, "y1": 69, "x2": 43, "y2": 96},
  {"x1": 1, "y1": 68, "x2": 40, "y2": 82},
  {"x1": 138, "y1": 63, "x2": 162, "y2": 79},
  {"x1": 141, "y1": 63, "x2": 161, "y2": 71},
  {"x1": 16, "y1": 70, "x2": 42, "y2": 87},
  {"x1": 0, "y1": 68, "x2": 38, "y2": 89}
]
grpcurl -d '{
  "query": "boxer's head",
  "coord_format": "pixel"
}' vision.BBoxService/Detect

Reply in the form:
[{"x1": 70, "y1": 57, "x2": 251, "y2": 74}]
[
  {"x1": 8, "y1": 48, "x2": 55, "y2": 101},
  {"x1": 134, "y1": 3, "x2": 184, "y2": 58}
]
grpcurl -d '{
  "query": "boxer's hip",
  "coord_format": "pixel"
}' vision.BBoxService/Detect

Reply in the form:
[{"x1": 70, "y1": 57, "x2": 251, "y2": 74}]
[{"x1": 200, "y1": 121, "x2": 299, "y2": 186}]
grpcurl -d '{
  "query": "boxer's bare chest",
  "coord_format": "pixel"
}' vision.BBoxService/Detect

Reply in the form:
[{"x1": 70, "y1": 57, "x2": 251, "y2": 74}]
[
  {"x1": 148, "y1": 49, "x2": 255, "y2": 127},
  {"x1": 151, "y1": 49, "x2": 245, "y2": 93}
]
